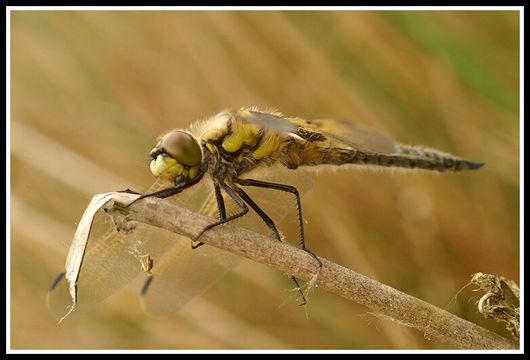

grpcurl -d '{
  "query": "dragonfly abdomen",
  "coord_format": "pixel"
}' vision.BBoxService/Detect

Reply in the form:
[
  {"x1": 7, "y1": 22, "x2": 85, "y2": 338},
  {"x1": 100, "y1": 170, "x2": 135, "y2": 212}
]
[
  {"x1": 329, "y1": 145, "x2": 484, "y2": 172},
  {"x1": 286, "y1": 143, "x2": 483, "y2": 172}
]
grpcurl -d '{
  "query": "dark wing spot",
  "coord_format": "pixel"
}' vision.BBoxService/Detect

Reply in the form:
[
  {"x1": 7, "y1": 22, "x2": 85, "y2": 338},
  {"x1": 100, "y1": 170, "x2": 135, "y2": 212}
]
[
  {"x1": 296, "y1": 127, "x2": 327, "y2": 142},
  {"x1": 49, "y1": 271, "x2": 66, "y2": 291},
  {"x1": 141, "y1": 276, "x2": 154, "y2": 295}
]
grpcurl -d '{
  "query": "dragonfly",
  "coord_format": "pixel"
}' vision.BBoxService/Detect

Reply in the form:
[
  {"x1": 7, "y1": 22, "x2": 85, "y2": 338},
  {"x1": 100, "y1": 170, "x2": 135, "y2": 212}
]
[{"x1": 48, "y1": 107, "x2": 483, "y2": 318}]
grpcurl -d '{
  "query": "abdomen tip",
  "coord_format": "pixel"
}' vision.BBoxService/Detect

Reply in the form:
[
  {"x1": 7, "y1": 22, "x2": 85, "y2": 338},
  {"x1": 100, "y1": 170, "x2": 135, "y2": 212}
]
[{"x1": 471, "y1": 161, "x2": 485, "y2": 170}]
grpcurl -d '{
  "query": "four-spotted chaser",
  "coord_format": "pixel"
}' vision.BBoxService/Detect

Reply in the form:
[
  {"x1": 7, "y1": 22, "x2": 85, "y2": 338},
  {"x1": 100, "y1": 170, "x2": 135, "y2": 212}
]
[{"x1": 48, "y1": 107, "x2": 483, "y2": 318}]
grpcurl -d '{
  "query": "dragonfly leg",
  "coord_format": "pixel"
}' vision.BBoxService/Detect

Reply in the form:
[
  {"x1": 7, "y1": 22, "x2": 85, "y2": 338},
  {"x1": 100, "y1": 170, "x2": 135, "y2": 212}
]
[
  {"x1": 126, "y1": 185, "x2": 186, "y2": 208},
  {"x1": 235, "y1": 178, "x2": 323, "y2": 271},
  {"x1": 127, "y1": 171, "x2": 205, "y2": 207},
  {"x1": 215, "y1": 182, "x2": 227, "y2": 221},
  {"x1": 192, "y1": 183, "x2": 249, "y2": 243},
  {"x1": 191, "y1": 182, "x2": 227, "y2": 249},
  {"x1": 234, "y1": 186, "x2": 308, "y2": 305},
  {"x1": 118, "y1": 188, "x2": 141, "y2": 195}
]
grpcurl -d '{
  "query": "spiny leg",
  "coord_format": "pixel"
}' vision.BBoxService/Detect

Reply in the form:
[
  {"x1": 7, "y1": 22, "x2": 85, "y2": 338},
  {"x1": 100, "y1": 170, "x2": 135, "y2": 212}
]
[
  {"x1": 234, "y1": 186, "x2": 308, "y2": 306},
  {"x1": 126, "y1": 184, "x2": 186, "y2": 208},
  {"x1": 126, "y1": 171, "x2": 204, "y2": 207},
  {"x1": 214, "y1": 182, "x2": 227, "y2": 221},
  {"x1": 118, "y1": 188, "x2": 141, "y2": 195},
  {"x1": 233, "y1": 187, "x2": 282, "y2": 241},
  {"x1": 191, "y1": 183, "x2": 249, "y2": 245},
  {"x1": 192, "y1": 182, "x2": 228, "y2": 249},
  {"x1": 235, "y1": 178, "x2": 322, "y2": 270}
]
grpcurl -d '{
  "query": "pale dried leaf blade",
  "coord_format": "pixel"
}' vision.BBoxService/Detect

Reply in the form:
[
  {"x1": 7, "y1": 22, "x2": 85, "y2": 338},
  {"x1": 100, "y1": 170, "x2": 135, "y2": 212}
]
[{"x1": 62, "y1": 192, "x2": 141, "y2": 319}]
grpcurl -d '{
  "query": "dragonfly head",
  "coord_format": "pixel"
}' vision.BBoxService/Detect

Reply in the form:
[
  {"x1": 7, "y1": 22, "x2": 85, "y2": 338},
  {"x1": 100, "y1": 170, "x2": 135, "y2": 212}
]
[{"x1": 149, "y1": 130, "x2": 203, "y2": 183}]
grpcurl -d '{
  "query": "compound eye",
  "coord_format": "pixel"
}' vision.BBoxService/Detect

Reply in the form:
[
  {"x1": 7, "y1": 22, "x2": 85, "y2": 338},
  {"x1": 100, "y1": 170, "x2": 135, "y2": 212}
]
[{"x1": 160, "y1": 131, "x2": 202, "y2": 166}]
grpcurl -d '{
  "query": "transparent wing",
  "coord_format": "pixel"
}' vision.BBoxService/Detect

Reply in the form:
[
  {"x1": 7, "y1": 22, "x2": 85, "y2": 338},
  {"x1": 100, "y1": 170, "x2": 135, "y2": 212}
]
[
  {"x1": 48, "y1": 165, "x2": 313, "y2": 317},
  {"x1": 304, "y1": 118, "x2": 398, "y2": 154},
  {"x1": 140, "y1": 164, "x2": 313, "y2": 315},
  {"x1": 138, "y1": 176, "x2": 237, "y2": 316},
  {"x1": 47, "y1": 177, "x2": 211, "y2": 317},
  {"x1": 240, "y1": 110, "x2": 398, "y2": 154}
]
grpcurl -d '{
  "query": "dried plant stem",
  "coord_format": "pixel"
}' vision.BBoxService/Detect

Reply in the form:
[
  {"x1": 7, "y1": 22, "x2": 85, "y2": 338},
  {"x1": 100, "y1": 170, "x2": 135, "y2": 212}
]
[{"x1": 115, "y1": 197, "x2": 517, "y2": 350}]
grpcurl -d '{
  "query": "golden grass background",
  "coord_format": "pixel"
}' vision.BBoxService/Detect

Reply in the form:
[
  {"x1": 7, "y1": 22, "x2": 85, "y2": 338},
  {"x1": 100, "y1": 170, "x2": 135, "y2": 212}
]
[{"x1": 10, "y1": 10, "x2": 519, "y2": 349}]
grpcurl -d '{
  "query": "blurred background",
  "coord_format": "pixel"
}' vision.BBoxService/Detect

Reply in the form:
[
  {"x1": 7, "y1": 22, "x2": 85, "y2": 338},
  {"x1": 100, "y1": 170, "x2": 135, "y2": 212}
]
[{"x1": 10, "y1": 10, "x2": 519, "y2": 350}]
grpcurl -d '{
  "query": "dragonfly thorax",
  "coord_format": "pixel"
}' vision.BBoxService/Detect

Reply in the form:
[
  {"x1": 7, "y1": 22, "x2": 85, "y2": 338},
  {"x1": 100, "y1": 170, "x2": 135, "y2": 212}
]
[{"x1": 202, "y1": 142, "x2": 241, "y2": 184}]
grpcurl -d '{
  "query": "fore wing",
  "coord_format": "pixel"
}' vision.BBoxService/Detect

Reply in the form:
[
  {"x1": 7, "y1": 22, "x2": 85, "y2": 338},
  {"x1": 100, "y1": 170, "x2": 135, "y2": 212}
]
[
  {"x1": 48, "y1": 166, "x2": 313, "y2": 318},
  {"x1": 290, "y1": 117, "x2": 398, "y2": 154},
  {"x1": 237, "y1": 109, "x2": 398, "y2": 154},
  {"x1": 140, "y1": 164, "x2": 314, "y2": 315},
  {"x1": 47, "y1": 177, "x2": 215, "y2": 318}
]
